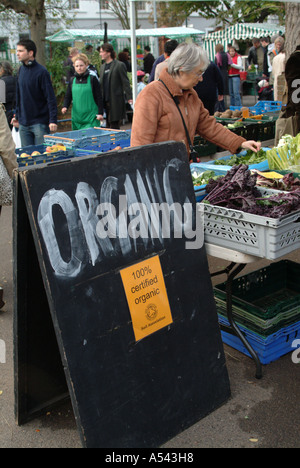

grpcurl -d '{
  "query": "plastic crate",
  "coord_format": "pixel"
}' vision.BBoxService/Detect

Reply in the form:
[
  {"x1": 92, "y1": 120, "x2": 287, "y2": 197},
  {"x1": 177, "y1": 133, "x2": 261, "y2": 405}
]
[
  {"x1": 214, "y1": 260, "x2": 300, "y2": 337},
  {"x1": 230, "y1": 101, "x2": 282, "y2": 115},
  {"x1": 190, "y1": 164, "x2": 229, "y2": 202},
  {"x1": 74, "y1": 138, "x2": 130, "y2": 157},
  {"x1": 198, "y1": 188, "x2": 300, "y2": 260},
  {"x1": 192, "y1": 136, "x2": 217, "y2": 157},
  {"x1": 219, "y1": 315, "x2": 300, "y2": 365},
  {"x1": 44, "y1": 128, "x2": 131, "y2": 149},
  {"x1": 246, "y1": 72, "x2": 262, "y2": 81},
  {"x1": 244, "y1": 111, "x2": 280, "y2": 122},
  {"x1": 16, "y1": 144, "x2": 74, "y2": 167},
  {"x1": 198, "y1": 147, "x2": 270, "y2": 172}
]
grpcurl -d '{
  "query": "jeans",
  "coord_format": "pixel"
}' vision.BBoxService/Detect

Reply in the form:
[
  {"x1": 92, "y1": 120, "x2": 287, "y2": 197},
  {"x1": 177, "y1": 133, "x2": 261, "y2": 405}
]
[
  {"x1": 19, "y1": 123, "x2": 49, "y2": 147},
  {"x1": 229, "y1": 76, "x2": 242, "y2": 107}
]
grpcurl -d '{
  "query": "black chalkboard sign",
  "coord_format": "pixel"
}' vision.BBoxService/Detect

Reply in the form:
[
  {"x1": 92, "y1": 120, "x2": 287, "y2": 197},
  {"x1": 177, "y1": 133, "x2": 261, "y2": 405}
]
[{"x1": 14, "y1": 141, "x2": 230, "y2": 448}]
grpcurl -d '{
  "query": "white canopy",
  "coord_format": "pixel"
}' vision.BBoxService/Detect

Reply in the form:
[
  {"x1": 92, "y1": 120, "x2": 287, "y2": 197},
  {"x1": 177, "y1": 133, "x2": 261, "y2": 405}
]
[{"x1": 46, "y1": 26, "x2": 204, "y2": 42}]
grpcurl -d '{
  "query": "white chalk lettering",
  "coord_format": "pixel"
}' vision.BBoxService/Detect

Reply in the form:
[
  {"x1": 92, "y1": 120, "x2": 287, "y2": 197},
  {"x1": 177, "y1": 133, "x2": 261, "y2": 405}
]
[{"x1": 37, "y1": 159, "x2": 204, "y2": 279}]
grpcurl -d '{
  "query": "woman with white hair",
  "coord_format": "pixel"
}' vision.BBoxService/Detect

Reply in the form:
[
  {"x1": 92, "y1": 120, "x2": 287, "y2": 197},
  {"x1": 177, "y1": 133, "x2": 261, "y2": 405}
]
[{"x1": 131, "y1": 42, "x2": 261, "y2": 159}]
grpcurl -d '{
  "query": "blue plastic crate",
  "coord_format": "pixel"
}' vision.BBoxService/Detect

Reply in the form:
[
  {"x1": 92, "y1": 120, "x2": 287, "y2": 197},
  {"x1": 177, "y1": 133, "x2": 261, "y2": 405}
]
[
  {"x1": 219, "y1": 315, "x2": 300, "y2": 365},
  {"x1": 230, "y1": 101, "x2": 282, "y2": 115},
  {"x1": 197, "y1": 147, "x2": 270, "y2": 172},
  {"x1": 44, "y1": 127, "x2": 131, "y2": 149},
  {"x1": 74, "y1": 138, "x2": 130, "y2": 157},
  {"x1": 190, "y1": 164, "x2": 229, "y2": 202},
  {"x1": 16, "y1": 144, "x2": 74, "y2": 167}
]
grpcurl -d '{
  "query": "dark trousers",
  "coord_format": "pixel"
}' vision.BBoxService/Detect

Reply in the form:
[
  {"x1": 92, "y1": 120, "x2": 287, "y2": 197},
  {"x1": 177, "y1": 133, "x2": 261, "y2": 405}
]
[{"x1": 104, "y1": 102, "x2": 120, "y2": 130}]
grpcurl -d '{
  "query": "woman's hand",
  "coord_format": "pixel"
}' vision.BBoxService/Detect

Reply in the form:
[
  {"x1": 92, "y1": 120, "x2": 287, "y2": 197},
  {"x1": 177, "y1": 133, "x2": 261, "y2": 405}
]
[
  {"x1": 96, "y1": 114, "x2": 104, "y2": 121},
  {"x1": 61, "y1": 107, "x2": 67, "y2": 114},
  {"x1": 241, "y1": 140, "x2": 262, "y2": 152}
]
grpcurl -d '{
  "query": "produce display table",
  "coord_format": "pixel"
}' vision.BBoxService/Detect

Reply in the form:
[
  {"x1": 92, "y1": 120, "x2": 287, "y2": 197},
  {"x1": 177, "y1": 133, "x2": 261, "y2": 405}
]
[{"x1": 205, "y1": 243, "x2": 263, "y2": 379}]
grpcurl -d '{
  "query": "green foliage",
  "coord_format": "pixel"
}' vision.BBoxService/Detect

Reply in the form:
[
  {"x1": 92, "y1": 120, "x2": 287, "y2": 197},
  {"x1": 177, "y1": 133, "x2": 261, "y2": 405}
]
[
  {"x1": 46, "y1": 43, "x2": 69, "y2": 106},
  {"x1": 168, "y1": 1, "x2": 285, "y2": 26},
  {"x1": 89, "y1": 50, "x2": 102, "y2": 75}
]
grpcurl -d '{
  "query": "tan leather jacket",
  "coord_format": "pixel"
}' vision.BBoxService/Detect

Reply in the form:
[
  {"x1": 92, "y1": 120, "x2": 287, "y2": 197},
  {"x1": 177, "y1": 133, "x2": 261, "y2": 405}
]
[
  {"x1": 0, "y1": 104, "x2": 17, "y2": 178},
  {"x1": 131, "y1": 68, "x2": 246, "y2": 155}
]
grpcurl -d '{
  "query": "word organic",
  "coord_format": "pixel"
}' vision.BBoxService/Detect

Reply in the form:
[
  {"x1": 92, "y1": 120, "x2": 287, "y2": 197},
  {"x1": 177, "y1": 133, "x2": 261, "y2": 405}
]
[{"x1": 37, "y1": 159, "x2": 203, "y2": 279}]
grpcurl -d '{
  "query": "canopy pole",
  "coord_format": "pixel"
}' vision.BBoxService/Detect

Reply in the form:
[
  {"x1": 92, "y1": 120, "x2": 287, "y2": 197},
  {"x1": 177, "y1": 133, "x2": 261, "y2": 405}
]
[{"x1": 130, "y1": 0, "x2": 137, "y2": 106}]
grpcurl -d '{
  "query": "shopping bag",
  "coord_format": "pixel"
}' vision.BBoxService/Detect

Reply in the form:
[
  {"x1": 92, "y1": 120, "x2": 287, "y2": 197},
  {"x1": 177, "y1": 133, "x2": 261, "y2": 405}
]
[
  {"x1": 12, "y1": 127, "x2": 21, "y2": 149},
  {"x1": 0, "y1": 156, "x2": 13, "y2": 206}
]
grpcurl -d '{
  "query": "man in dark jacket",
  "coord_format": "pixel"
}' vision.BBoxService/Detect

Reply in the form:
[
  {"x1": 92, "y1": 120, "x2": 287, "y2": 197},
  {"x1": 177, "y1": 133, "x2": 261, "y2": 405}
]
[
  {"x1": 11, "y1": 39, "x2": 57, "y2": 146},
  {"x1": 143, "y1": 46, "x2": 155, "y2": 74},
  {"x1": 247, "y1": 38, "x2": 268, "y2": 76},
  {"x1": 194, "y1": 61, "x2": 224, "y2": 115},
  {"x1": 99, "y1": 43, "x2": 132, "y2": 129}
]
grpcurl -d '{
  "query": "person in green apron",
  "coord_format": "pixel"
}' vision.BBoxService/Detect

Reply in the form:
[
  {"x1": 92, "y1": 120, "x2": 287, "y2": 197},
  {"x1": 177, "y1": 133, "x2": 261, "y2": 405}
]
[{"x1": 62, "y1": 53, "x2": 103, "y2": 130}]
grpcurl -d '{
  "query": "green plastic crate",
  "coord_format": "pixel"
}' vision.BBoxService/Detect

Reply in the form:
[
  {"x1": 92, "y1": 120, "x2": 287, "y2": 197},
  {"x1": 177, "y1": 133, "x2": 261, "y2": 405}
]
[
  {"x1": 193, "y1": 136, "x2": 217, "y2": 157},
  {"x1": 214, "y1": 260, "x2": 300, "y2": 336}
]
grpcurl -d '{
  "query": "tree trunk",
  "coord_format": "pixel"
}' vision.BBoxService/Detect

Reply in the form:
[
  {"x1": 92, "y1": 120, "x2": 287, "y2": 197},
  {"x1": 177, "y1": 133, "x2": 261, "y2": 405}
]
[
  {"x1": 30, "y1": 7, "x2": 47, "y2": 66},
  {"x1": 285, "y1": 2, "x2": 300, "y2": 60}
]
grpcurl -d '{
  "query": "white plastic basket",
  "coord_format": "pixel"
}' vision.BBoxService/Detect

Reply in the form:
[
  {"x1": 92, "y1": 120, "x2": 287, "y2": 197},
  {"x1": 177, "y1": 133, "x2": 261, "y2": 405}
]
[{"x1": 199, "y1": 189, "x2": 300, "y2": 260}]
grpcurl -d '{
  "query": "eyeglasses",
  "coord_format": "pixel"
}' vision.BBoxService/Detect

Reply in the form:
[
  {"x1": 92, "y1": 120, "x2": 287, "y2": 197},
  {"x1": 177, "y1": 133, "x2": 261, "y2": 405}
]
[{"x1": 192, "y1": 70, "x2": 205, "y2": 78}]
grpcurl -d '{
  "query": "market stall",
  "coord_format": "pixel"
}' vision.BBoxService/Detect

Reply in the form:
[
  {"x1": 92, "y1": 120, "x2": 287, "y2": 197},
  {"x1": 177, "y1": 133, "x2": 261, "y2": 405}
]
[
  {"x1": 202, "y1": 23, "x2": 285, "y2": 61},
  {"x1": 192, "y1": 125, "x2": 300, "y2": 378}
]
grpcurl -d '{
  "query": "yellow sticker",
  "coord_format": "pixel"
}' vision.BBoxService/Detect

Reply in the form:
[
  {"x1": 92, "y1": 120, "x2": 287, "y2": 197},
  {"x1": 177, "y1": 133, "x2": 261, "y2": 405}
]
[
  {"x1": 254, "y1": 170, "x2": 283, "y2": 179},
  {"x1": 120, "y1": 256, "x2": 173, "y2": 342}
]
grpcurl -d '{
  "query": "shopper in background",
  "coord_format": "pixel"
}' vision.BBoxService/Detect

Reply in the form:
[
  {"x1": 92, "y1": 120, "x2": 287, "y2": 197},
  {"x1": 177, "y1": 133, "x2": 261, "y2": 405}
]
[
  {"x1": 0, "y1": 61, "x2": 16, "y2": 129},
  {"x1": 228, "y1": 46, "x2": 243, "y2": 107},
  {"x1": 271, "y1": 43, "x2": 286, "y2": 101},
  {"x1": 154, "y1": 40, "x2": 178, "y2": 80},
  {"x1": 215, "y1": 43, "x2": 231, "y2": 111},
  {"x1": 11, "y1": 39, "x2": 57, "y2": 146},
  {"x1": 63, "y1": 47, "x2": 79, "y2": 84},
  {"x1": 99, "y1": 43, "x2": 132, "y2": 129},
  {"x1": 62, "y1": 53, "x2": 103, "y2": 130},
  {"x1": 247, "y1": 37, "x2": 265, "y2": 74},
  {"x1": 143, "y1": 45, "x2": 155, "y2": 74},
  {"x1": 137, "y1": 70, "x2": 146, "y2": 95},
  {"x1": 268, "y1": 36, "x2": 285, "y2": 90},
  {"x1": 268, "y1": 36, "x2": 285, "y2": 71},
  {"x1": 194, "y1": 59, "x2": 224, "y2": 115},
  {"x1": 261, "y1": 37, "x2": 271, "y2": 78},
  {"x1": 148, "y1": 53, "x2": 165, "y2": 83}
]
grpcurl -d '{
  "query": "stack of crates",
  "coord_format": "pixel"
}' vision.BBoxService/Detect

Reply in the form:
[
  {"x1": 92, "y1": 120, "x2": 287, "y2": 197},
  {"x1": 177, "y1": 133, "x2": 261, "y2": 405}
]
[
  {"x1": 16, "y1": 128, "x2": 131, "y2": 167},
  {"x1": 214, "y1": 260, "x2": 300, "y2": 364},
  {"x1": 44, "y1": 127, "x2": 131, "y2": 150}
]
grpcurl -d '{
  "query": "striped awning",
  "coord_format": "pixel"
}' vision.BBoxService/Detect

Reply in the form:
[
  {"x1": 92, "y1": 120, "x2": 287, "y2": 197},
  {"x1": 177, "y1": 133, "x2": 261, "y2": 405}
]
[{"x1": 203, "y1": 23, "x2": 285, "y2": 61}]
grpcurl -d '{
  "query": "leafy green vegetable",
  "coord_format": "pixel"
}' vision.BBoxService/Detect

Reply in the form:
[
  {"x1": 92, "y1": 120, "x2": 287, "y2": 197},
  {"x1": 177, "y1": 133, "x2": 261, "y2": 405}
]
[
  {"x1": 226, "y1": 121, "x2": 245, "y2": 129},
  {"x1": 267, "y1": 133, "x2": 300, "y2": 170},
  {"x1": 192, "y1": 170, "x2": 222, "y2": 187},
  {"x1": 213, "y1": 149, "x2": 267, "y2": 166}
]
